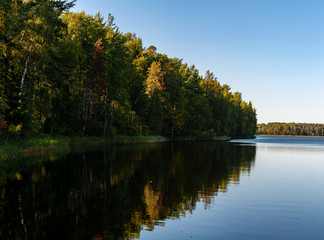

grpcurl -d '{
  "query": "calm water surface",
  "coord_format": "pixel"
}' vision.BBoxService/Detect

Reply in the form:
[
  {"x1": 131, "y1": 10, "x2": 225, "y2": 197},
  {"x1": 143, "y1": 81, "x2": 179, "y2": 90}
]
[{"x1": 1, "y1": 136, "x2": 324, "y2": 239}]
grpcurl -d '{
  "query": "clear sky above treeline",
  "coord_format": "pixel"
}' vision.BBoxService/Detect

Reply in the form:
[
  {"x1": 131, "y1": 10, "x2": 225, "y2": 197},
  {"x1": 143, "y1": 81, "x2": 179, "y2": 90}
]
[{"x1": 72, "y1": 0, "x2": 324, "y2": 124}]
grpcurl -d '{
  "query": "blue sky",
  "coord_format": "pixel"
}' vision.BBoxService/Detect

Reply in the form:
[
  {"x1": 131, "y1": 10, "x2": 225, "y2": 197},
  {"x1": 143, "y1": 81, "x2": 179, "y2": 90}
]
[{"x1": 72, "y1": 0, "x2": 324, "y2": 124}]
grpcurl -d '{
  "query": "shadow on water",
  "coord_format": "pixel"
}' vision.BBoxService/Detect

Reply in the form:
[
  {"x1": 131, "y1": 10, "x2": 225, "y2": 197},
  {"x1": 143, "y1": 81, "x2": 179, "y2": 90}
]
[{"x1": 0, "y1": 142, "x2": 255, "y2": 240}]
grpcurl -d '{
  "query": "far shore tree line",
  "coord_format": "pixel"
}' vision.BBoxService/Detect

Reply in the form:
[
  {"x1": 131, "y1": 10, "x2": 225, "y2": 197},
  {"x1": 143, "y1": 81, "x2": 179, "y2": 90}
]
[
  {"x1": 0, "y1": 0, "x2": 257, "y2": 142},
  {"x1": 257, "y1": 122, "x2": 324, "y2": 136}
]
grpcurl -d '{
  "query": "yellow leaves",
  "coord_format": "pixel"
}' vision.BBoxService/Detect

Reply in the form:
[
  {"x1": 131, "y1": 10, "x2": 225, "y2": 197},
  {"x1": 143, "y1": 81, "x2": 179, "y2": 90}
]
[
  {"x1": 146, "y1": 45, "x2": 157, "y2": 57},
  {"x1": 145, "y1": 61, "x2": 165, "y2": 98},
  {"x1": 133, "y1": 55, "x2": 147, "y2": 72},
  {"x1": 15, "y1": 124, "x2": 22, "y2": 131},
  {"x1": 0, "y1": 0, "x2": 20, "y2": 30},
  {"x1": 15, "y1": 173, "x2": 22, "y2": 180},
  {"x1": 0, "y1": 10, "x2": 5, "y2": 29},
  {"x1": 8, "y1": 123, "x2": 23, "y2": 136},
  {"x1": 11, "y1": 0, "x2": 20, "y2": 13},
  {"x1": 0, "y1": 42, "x2": 7, "y2": 57}
]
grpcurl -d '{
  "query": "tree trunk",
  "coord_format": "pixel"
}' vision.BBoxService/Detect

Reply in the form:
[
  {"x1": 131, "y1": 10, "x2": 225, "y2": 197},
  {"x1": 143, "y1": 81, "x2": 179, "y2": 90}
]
[
  {"x1": 18, "y1": 193, "x2": 28, "y2": 240},
  {"x1": 171, "y1": 105, "x2": 177, "y2": 138},
  {"x1": 82, "y1": 93, "x2": 89, "y2": 136},
  {"x1": 103, "y1": 105, "x2": 109, "y2": 137},
  {"x1": 20, "y1": 26, "x2": 29, "y2": 42},
  {"x1": 19, "y1": 43, "x2": 33, "y2": 103},
  {"x1": 103, "y1": 88, "x2": 109, "y2": 137}
]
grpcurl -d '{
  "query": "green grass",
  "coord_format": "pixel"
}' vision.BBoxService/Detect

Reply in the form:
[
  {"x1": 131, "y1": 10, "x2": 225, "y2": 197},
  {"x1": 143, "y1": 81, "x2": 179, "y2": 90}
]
[
  {"x1": 0, "y1": 142, "x2": 21, "y2": 161},
  {"x1": 0, "y1": 134, "x2": 232, "y2": 161},
  {"x1": 0, "y1": 135, "x2": 169, "y2": 161}
]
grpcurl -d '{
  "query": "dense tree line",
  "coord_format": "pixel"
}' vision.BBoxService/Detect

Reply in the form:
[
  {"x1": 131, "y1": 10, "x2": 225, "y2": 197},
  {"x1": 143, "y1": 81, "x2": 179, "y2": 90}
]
[
  {"x1": 0, "y1": 0, "x2": 257, "y2": 141},
  {"x1": 257, "y1": 122, "x2": 324, "y2": 136}
]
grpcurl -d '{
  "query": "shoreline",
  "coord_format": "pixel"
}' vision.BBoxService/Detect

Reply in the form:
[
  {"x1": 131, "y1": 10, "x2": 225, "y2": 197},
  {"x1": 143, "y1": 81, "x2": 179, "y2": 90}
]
[
  {"x1": 257, "y1": 134, "x2": 324, "y2": 137},
  {"x1": 0, "y1": 135, "x2": 168, "y2": 161},
  {"x1": 0, "y1": 135, "x2": 231, "y2": 161}
]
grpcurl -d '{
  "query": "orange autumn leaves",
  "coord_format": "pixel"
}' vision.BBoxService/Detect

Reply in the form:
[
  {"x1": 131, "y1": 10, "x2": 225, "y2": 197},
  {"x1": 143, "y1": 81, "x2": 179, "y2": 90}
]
[{"x1": 145, "y1": 61, "x2": 166, "y2": 98}]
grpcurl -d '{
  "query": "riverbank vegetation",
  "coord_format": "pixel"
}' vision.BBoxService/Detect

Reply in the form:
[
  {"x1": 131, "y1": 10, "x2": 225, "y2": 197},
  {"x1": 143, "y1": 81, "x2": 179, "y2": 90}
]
[
  {"x1": 0, "y1": 0, "x2": 257, "y2": 143},
  {"x1": 0, "y1": 135, "x2": 168, "y2": 161},
  {"x1": 257, "y1": 122, "x2": 324, "y2": 136}
]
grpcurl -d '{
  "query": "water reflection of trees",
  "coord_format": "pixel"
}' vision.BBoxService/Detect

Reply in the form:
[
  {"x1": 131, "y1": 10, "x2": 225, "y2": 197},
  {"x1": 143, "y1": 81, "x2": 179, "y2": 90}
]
[{"x1": 0, "y1": 142, "x2": 255, "y2": 239}]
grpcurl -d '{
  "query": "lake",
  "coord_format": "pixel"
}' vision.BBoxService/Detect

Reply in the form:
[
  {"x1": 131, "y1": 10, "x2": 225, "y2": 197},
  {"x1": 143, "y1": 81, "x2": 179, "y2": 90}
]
[{"x1": 1, "y1": 136, "x2": 324, "y2": 239}]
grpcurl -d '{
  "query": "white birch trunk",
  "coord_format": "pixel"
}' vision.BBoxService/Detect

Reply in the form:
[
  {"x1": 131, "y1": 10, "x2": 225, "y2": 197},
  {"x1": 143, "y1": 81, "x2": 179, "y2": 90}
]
[{"x1": 19, "y1": 43, "x2": 33, "y2": 103}]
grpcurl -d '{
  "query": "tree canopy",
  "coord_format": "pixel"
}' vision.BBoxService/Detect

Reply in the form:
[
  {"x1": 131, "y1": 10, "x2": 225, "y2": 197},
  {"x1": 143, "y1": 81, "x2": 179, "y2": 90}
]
[
  {"x1": 0, "y1": 0, "x2": 257, "y2": 141},
  {"x1": 257, "y1": 122, "x2": 324, "y2": 136}
]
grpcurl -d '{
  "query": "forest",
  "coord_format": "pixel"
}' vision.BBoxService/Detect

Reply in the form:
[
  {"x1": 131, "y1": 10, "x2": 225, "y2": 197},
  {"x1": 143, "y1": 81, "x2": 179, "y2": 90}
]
[
  {"x1": 0, "y1": 0, "x2": 257, "y2": 142},
  {"x1": 257, "y1": 122, "x2": 324, "y2": 136}
]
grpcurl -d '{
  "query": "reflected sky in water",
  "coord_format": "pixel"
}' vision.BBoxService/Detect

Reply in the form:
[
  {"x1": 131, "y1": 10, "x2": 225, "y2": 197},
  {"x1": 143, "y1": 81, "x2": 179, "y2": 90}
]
[
  {"x1": 142, "y1": 137, "x2": 324, "y2": 240},
  {"x1": 1, "y1": 137, "x2": 324, "y2": 239},
  {"x1": 231, "y1": 135, "x2": 324, "y2": 146}
]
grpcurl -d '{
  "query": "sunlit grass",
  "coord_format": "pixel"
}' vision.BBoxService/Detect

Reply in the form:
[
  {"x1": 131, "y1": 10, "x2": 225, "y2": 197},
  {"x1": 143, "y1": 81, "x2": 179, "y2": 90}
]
[
  {"x1": 0, "y1": 134, "x2": 230, "y2": 161},
  {"x1": 0, "y1": 135, "x2": 168, "y2": 161}
]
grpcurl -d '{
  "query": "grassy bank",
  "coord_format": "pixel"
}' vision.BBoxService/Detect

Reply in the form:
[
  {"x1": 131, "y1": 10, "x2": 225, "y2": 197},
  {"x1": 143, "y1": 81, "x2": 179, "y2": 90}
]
[
  {"x1": 0, "y1": 134, "x2": 233, "y2": 161},
  {"x1": 0, "y1": 135, "x2": 169, "y2": 161}
]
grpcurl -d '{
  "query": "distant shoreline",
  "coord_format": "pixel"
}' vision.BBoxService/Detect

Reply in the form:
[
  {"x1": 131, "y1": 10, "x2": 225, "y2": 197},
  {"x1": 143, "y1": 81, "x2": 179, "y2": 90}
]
[
  {"x1": 257, "y1": 134, "x2": 324, "y2": 137},
  {"x1": 257, "y1": 123, "x2": 324, "y2": 137}
]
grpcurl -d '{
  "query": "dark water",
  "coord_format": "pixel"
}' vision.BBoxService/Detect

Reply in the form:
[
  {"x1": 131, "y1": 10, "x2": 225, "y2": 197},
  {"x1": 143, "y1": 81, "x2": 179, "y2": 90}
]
[{"x1": 1, "y1": 136, "x2": 324, "y2": 239}]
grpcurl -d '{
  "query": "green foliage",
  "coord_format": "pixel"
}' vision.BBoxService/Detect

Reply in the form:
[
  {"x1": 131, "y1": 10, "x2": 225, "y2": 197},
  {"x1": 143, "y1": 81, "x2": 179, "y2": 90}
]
[
  {"x1": 202, "y1": 72, "x2": 256, "y2": 138},
  {"x1": 145, "y1": 61, "x2": 165, "y2": 98},
  {"x1": 0, "y1": 135, "x2": 168, "y2": 161},
  {"x1": 258, "y1": 122, "x2": 324, "y2": 136},
  {"x1": 0, "y1": 3, "x2": 257, "y2": 142}
]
